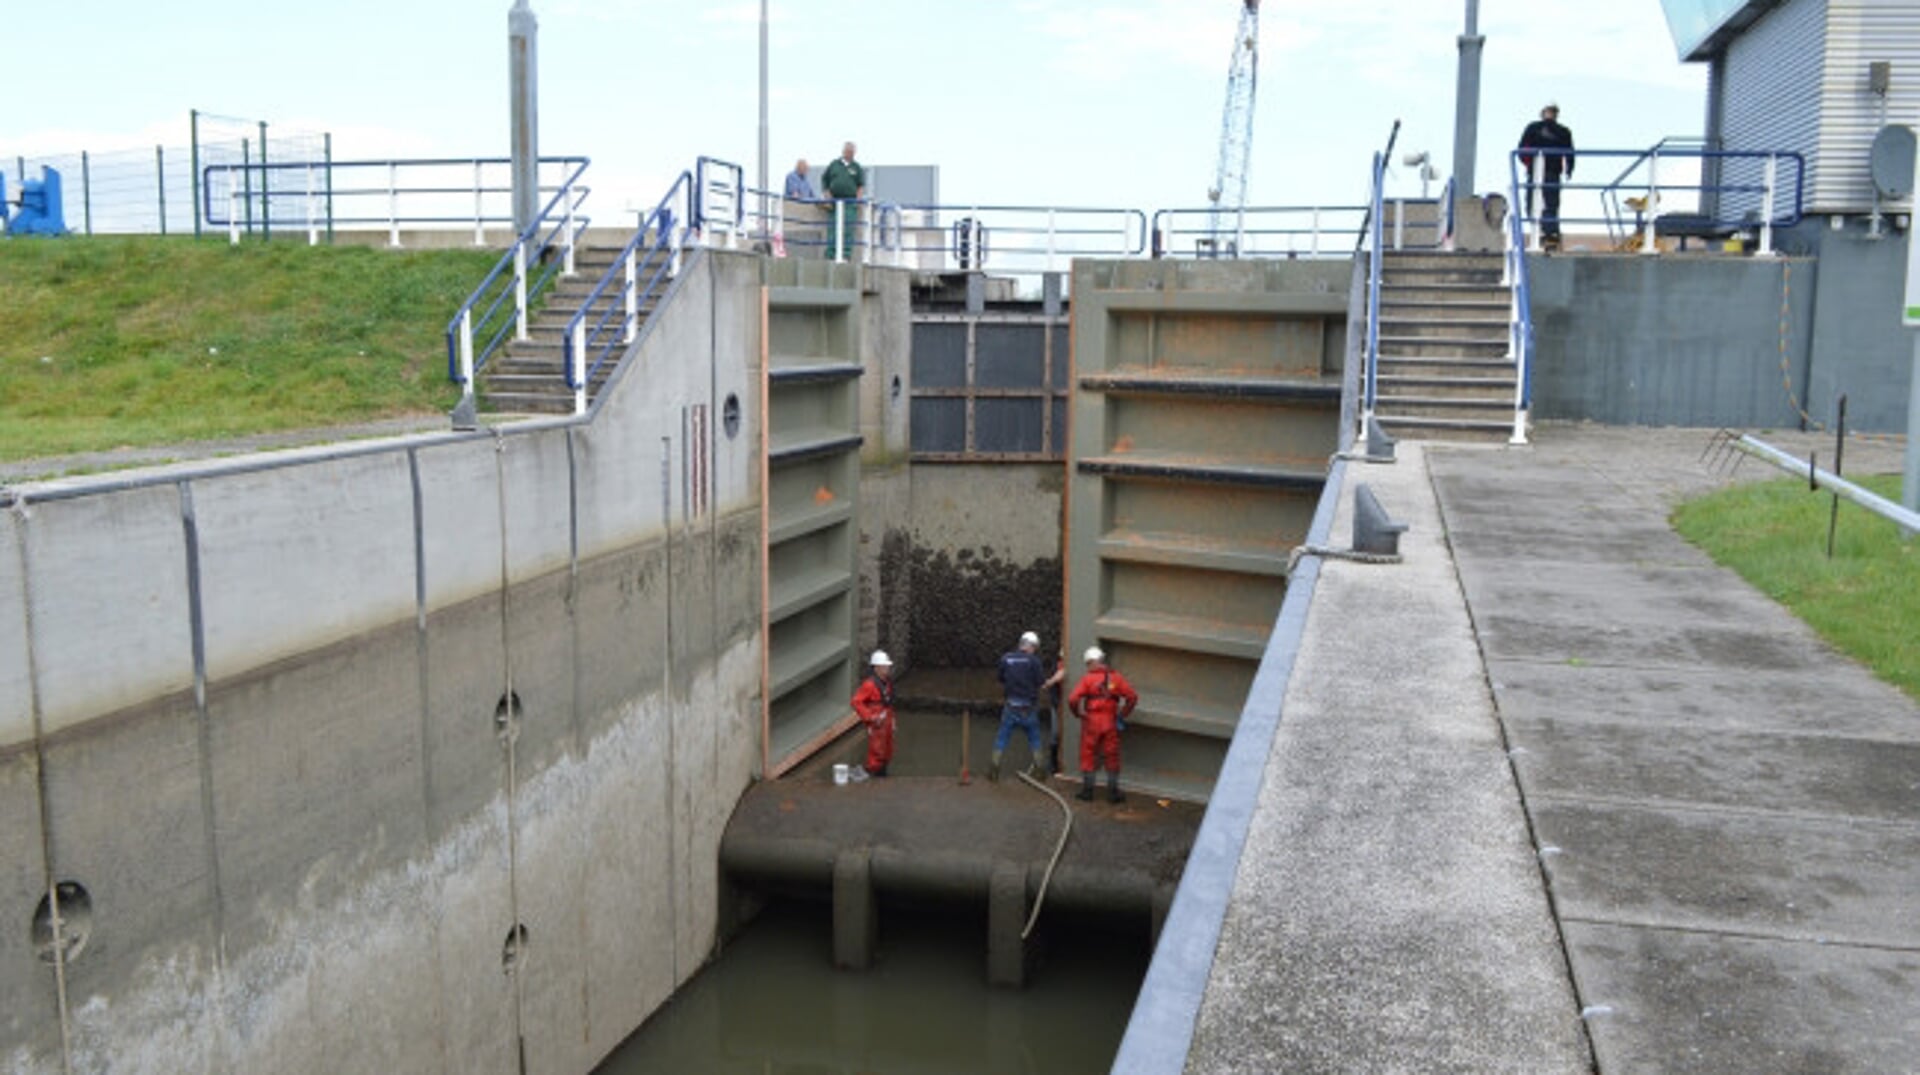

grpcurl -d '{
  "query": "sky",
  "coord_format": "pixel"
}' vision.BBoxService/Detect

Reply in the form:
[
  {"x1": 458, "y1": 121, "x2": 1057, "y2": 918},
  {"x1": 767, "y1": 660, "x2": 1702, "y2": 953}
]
[{"x1": 2, "y1": 0, "x2": 1708, "y2": 221}]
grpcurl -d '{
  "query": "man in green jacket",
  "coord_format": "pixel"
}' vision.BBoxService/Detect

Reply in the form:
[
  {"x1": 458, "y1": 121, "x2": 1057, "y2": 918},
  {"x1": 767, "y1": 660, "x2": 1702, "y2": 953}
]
[{"x1": 821, "y1": 141, "x2": 864, "y2": 261}]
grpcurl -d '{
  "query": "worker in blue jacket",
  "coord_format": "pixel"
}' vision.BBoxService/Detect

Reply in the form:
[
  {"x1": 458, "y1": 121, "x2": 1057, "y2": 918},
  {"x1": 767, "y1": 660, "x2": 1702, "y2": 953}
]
[{"x1": 992, "y1": 631, "x2": 1049, "y2": 782}]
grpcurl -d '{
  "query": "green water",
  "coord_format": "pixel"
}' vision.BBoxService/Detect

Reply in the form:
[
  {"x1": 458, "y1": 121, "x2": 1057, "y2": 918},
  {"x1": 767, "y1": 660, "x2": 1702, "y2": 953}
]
[{"x1": 596, "y1": 900, "x2": 1148, "y2": 1074}]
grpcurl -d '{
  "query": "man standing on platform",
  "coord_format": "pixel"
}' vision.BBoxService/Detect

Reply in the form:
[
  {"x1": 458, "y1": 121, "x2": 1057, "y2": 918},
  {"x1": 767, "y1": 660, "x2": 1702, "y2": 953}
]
[
  {"x1": 1517, "y1": 103, "x2": 1575, "y2": 248},
  {"x1": 992, "y1": 631, "x2": 1049, "y2": 782},
  {"x1": 850, "y1": 650, "x2": 896, "y2": 779},
  {"x1": 821, "y1": 141, "x2": 865, "y2": 260},
  {"x1": 1067, "y1": 647, "x2": 1137, "y2": 803}
]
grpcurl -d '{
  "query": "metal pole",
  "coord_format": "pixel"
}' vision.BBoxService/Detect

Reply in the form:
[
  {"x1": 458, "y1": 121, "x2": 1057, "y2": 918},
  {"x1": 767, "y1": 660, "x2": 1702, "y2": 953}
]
[
  {"x1": 258, "y1": 120, "x2": 270, "y2": 240},
  {"x1": 509, "y1": 0, "x2": 541, "y2": 236},
  {"x1": 242, "y1": 139, "x2": 254, "y2": 236},
  {"x1": 323, "y1": 133, "x2": 334, "y2": 244},
  {"x1": 80, "y1": 151, "x2": 91, "y2": 236},
  {"x1": 1758, "y1": 154, "x2": 1778, "y2": 256},
  {"x1": 1641, "y1": 151, "x2": 1660, "y2": 256},
  {"x1": 757, "y1": 0, "x2": 769, "y2": 209},
  {"x1": 156, "y1": 145, "x2": 167, "y2": 236},
  {"x1": 1905, "y1": 333, "x2": 1920, "y2": 534},
  {"x1": 190, "y1": 109, "x2": 202, "y2": 238},
  {"x1": 474, "y1": 159, "x2": 486, "y2": 245},
  {"x1": 1452, "y1": 0, "x2": 1484, "y2": 197},
  {"x1": 388, "y1": 161, "x2": 400, "y2": 247},
  {"x1": 306, "y1": 164, "x2": 319, "y2": 246},
  {"x1": 1827, "y1": 395, "x2": 1847, "y2": 558}
]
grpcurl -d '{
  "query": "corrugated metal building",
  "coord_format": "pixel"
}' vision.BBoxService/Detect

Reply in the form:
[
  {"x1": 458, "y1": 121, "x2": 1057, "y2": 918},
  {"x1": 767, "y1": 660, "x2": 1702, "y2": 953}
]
[{"x1": 1671, "y1": 0, "x2": 1920, "y2": 216}]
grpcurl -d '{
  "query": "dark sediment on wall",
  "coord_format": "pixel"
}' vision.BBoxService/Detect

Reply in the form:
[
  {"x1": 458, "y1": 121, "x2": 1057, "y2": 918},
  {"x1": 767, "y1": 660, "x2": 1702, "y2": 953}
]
[{"x1": 892, "y1": 541, "x2": 1063, "y2": 668}]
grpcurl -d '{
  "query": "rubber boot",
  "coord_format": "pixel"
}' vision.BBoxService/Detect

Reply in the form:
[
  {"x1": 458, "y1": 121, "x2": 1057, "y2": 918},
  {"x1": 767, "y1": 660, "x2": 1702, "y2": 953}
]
[
  {"x1": 1107, "y1": 770, "x2": 1125, "y2": 804},
  {"x1": 1075, "y1": 772, "x2": 1095, "y2": 801},
  {"x1": 988, "y1": 750, "x2": 1003, "y2": 783}
]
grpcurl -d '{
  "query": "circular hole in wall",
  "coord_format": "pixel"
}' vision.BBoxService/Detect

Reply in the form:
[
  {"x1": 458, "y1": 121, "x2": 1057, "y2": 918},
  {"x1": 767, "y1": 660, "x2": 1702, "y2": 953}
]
[
  {"x1": 723, "y1": 394, "x2": 742, "y2": 439},
  {"x1": 502, "y1": 922, "x2": 529, "y2": 974},
  {"x1": 31, "y1": 881, "x2": 93, "y2": 965},
  {"x1": 494, "y1": 690, "x2": 523, "y2": 744}
]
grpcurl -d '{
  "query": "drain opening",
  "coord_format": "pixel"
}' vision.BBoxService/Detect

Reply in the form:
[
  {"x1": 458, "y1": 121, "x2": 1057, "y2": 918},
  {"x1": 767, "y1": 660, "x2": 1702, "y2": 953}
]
[{"x1": 31, "y1": 881, "x2": 92, "y2": 965}]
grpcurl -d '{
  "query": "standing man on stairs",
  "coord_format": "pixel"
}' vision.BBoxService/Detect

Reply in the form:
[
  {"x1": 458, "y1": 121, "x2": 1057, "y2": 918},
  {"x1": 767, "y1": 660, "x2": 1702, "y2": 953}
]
[
  {"x1": 821, "y1": 141, "x2": 865, "y2": 260},
  {"x1": 992, "y1": 631, "x2": 1050, "y2": 782},
  {"x1": 1068, "y1": 647, "x2": 1137, "y2": 803}
]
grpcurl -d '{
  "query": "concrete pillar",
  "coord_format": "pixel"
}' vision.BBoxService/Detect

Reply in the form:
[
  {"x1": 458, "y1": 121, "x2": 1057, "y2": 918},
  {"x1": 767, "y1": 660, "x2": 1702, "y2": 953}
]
[
  {"x1": 508, "y1": 1, "x2": 539, "y2": 236},
  {"x1": 832, "y1": 849, "x2": 877, "y2": 970},
  {"x1": 1451, "y1": 0, "x2": 1485, "y2": 197},
  {"x1": 987, "y1": 859, "x2": 1029, "y2": 987}
]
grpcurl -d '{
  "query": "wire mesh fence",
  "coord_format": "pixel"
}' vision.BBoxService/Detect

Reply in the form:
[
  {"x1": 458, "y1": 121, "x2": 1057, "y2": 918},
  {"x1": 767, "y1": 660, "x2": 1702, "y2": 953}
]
[{"x1": 3, "y1": 110, "x2": 329, "y2": 238}]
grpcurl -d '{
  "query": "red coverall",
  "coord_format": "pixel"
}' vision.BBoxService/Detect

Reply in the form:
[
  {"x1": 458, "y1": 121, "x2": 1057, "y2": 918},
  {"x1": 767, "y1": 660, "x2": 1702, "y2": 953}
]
[
  {"x1": 1067, "y1": 666, "x2": 1137, "y2": 774},
  {"x1": 850, "y1": 672, "x2": 896, "y2": 773}
]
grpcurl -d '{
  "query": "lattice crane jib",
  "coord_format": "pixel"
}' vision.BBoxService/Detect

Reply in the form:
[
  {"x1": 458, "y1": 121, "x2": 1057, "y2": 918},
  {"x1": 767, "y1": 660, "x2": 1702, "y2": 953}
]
[{"x1": 1207, "y1": 0, "x2": 1261, "y2": 252}]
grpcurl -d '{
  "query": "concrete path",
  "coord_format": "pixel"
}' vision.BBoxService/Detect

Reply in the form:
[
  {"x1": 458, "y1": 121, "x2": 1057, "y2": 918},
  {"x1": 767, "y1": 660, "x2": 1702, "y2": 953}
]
[
  {"x1": 1429, "y1": 425, "x2": 1920, "y2": 1074},
  {"x1": 1185, "y1": 441, "x2": 1591, "y2": 1074}
]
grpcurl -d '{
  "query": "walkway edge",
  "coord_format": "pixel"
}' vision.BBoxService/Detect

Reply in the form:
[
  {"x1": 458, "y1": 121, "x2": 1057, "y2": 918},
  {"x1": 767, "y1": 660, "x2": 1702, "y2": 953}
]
[{"x1": 1109, "y1": 456, "x2": 1349, "y2": 1074}]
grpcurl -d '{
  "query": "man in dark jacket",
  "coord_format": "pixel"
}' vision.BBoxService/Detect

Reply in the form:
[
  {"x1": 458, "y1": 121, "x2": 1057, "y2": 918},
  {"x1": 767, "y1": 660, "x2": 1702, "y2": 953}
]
[
  {"x1": 992, "y1": 631, "x2": 1049, "y2": 782},
  {"x1": 1517, "y1": 104, "x2": 1575, "y2": 246}
]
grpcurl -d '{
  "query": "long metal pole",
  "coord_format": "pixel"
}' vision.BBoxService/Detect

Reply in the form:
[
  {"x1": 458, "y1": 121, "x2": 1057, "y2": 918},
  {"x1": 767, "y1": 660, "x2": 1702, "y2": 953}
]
[
  {"x1": 1451, "y1": 0, "x2": 1485, "y2": 197},
  {"x1": 509, "y1": 0, "x2": 540, "y2": 236},
  {"x1": 757, "y1": 0, "x2": 769, "y2": 200},
  {"x1": 1905, "y1": 333, "x2": 1919, "y2": 535}
]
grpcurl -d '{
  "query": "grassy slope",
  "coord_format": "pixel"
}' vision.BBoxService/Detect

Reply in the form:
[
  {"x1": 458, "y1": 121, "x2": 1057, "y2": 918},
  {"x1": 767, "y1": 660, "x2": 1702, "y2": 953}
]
[
  {"x1": 1673, "y1": 473, "x2": 1919, "y2": 701},
  {"x1": 0, "y1": 237, "x2": 499, "y2": 460}
]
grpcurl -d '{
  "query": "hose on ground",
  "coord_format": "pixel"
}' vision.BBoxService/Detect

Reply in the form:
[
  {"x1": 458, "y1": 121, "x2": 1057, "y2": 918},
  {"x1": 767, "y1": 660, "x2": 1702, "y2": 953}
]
[{"x1": 1015, "y1": 771, "x2": 1073, "y2": 940}]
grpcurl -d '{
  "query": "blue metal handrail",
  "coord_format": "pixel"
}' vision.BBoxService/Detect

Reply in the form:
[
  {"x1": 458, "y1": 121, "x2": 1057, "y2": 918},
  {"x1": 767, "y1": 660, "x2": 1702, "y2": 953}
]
[
  {"x1": 1504, "y1": 152, "x2": 1536, "y2": 440},
  {"x1": 1363, "y1": 151, "x2": 1386, "y2": 425},
  {"x1": 559, "y1": 171, "x2": 695, "y2": 414},
  {"x1": 1510, "y1": 146, "x2": 1807, "y2": 252},
  {"x1": 444, "y1": 157, "x2": 592, "y2": 391}
]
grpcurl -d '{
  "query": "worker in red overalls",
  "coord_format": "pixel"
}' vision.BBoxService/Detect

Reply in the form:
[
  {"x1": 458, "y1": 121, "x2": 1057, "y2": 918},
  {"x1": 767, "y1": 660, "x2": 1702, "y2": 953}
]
[
  {"x1": 1067, "y1": 646, "x2": 1136, "y2": 803},
  {"x1": 850, "y1": 650, "x2": 896, "y2": 778}
]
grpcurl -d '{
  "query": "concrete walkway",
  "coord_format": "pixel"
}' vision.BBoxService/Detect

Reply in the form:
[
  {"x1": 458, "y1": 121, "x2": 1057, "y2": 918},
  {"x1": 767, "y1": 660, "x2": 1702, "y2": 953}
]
[
  {"x1": 1179, "y1": 425, "x2": 1918, "y2": 1073},
  {"x1": 1431, "y1": 426, "x2": 1920, "y2": 1074}
]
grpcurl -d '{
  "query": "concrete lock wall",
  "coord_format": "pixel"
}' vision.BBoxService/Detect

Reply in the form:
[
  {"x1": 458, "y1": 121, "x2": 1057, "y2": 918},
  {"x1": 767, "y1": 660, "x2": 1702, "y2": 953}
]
[{"x1": 0, "y1": 250, "x2": 769, "y2": 1072}]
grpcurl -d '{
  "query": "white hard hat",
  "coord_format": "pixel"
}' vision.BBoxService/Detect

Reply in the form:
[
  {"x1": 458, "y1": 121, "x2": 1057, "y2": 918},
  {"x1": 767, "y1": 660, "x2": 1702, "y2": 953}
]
[
  {"x1": 1019, "y1": 631, "x2": 1040, "y2": 647},
  {"x1": 870, "y1": 650, "x2": 893, "y2": 667},
  {"x1": 1083, "y1": 646, "x2": 1106, "y2": 664}
]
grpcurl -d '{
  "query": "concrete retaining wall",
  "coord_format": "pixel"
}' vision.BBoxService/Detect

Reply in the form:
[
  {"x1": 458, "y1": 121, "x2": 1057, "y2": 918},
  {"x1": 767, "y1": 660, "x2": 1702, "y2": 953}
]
[{"x1": 0, "y1": 250, "x2": 768, "y2": 1072}]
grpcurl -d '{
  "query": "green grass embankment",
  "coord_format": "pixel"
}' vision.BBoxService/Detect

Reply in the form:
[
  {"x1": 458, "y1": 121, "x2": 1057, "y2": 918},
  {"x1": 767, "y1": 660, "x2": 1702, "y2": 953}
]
[
  {"x1": 0, "y1": 236, "x2": 500, "y2": 461},
  {"x1": 1673, "y1": 473, "x2": 1919, "y2": 701}
]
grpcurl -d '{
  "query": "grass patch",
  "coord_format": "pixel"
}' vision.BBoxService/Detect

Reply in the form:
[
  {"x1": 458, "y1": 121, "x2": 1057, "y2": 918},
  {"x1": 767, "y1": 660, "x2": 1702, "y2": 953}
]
[
  {"x1": 0, "y1": 236, "x2": 501, "y2": 460},
  {"x1": 1672, "y1": 473, "x2": 1920, "y2": 701}
]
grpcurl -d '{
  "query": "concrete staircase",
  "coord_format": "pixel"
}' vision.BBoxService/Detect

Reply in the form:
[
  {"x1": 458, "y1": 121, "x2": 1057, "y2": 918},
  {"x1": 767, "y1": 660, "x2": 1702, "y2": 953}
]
[
  {"x1": 1371, "y1": 250, "x2": 1522, "y2": 443},
  {"x1": 479, "y1": 243, "x2": 673, "y2": 415}
]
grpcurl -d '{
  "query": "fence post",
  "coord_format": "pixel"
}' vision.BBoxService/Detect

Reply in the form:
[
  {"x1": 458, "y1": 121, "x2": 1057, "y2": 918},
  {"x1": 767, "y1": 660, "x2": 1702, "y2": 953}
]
[
  {"x1": 1528, "y1": 154, "x2": 1544, "y2": 253},
  {"x1": 323, "y1": 133, "x2": 334, "y2": 244},
  {"x1": 306, "y1": 164, "x2": 319, "y2": 247},
  {"x1": 1311, "y1": 208, "x2": 1322, "y2": 256},
  {"x1": 156, "y1": 145, "x2": 168, "y2": 236},
  {"x1": 473, "y1": 160, "x2": 486, "y2": 246},
  {"x1": 80, "y1": 151, "x2": 92, "y2": 236},
  {"x1": 1641, "y1": 151, "x2": 1660, "y2": 256},
  {"x1": 571, "y1": 320, "x2": 588, "y2": 415},
  {"x1": 227, "y1": 167, "x2": 240, "y2": 246},
  {"x1": 625, "y1": 249, "x2": 638, "y2": 343},
  {"x1": 189, "y1": 110, "x2": 201, "y2": 238},
  {"x1": 1392, "y1": 198, "x2": 1405, "y2": 251},
  {"x1": 459, "y1": 309, "x2": 475, "y2": 400},
  {"x1": 388, "y1": 161, "x2": 401, "y2": 247},
  {"x1": 563, "y1": 183, "x2": 577, "y2": 276},
  {"x1": 514, "y1": 243, "x2": 529, "y2": 340},
  {"x1": 670, "y1": 220, "x2": 685, "y2": 278},
  {"x1": 242, "y1": 139, "x2": 254, "y2": 236},
  {"x1": 1758, "y1": 154, "x2": 1778, "y2": 257},
  {"x1": 258, "y1": 121, "x2": 270, "y2": 241},
  {"x1": 834, "y1": 201, "x2": 846, "y2": 264}
]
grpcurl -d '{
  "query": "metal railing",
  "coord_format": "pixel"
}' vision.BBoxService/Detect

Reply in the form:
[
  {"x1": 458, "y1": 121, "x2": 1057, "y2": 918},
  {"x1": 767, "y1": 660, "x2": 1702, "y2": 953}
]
[
  {"x1": 1152, "y1": 206, "x2": 1366, "y2": 259},
  {"x1": 694, "y1": 156, "x2": 746, "y2": 247},
  {"x1": 1510, "y1": 146, "x2": 1805, "y2": 254},
  {"x1": 204, "y1": 156, "x2": 588, "y2": 247},
  {"x1": 1362, "y1": 151, "x2": 1388, "y2": 430},
  {"x1": 445, "y1": 158, "x2": 594, "y2": 395},
  {"x1": 1502, "y1": 155, "x2": 1536, "y2": 445},
  {"x1": 559, "y1": 171, "x2": 695, "y2": 415}
]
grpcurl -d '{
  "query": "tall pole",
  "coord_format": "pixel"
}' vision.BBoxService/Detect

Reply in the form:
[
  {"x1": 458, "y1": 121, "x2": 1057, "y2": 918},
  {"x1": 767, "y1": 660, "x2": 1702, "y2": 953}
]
[
  {"x1": 1451, "y1": 0, "x2": 1485, "y2": 197},
  {"x1": 758, "y1": 0, "x2": 770, "y2": 201},
  {"x1": 509, "y1": 0, "x2": 540, "y2": 237}
]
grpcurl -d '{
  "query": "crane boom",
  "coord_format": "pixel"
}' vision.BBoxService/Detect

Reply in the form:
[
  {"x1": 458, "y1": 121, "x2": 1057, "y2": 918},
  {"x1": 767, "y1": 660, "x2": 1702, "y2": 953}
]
[{"x1": 1207, "y1": 0, "x2": 1260, "y2": 254}]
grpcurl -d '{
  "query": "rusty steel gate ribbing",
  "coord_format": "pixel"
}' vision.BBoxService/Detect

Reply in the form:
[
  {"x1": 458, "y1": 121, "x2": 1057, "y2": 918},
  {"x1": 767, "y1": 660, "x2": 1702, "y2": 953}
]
[
  {"x1": 1065, "y1": 259, "x2": 1349, "y2": 803},
  {"x1": 761, "y1": 266, "x2": 865, "y2": 775}
]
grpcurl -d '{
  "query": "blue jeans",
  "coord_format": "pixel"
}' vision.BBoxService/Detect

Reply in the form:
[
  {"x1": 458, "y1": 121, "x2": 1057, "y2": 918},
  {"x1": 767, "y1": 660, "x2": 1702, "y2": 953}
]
[{"x1": 994, "y1": 703, "x2": 1044, "y2": 754}]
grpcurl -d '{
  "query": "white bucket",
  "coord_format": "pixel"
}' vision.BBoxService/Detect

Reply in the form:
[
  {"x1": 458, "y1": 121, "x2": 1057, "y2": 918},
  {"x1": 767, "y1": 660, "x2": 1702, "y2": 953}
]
[{"x1": 832, "y1": 763, "x2": 850, "y2": 785}]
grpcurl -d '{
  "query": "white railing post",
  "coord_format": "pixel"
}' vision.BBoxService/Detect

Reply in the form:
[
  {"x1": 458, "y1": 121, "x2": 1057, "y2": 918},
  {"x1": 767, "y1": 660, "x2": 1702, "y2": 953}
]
[
  {"x1": 1502, "y1": 207, "x2": 1516, "y2": 286},
  {"x1": 513, "y1": 243, "x2": 529, "y2": 341},
  {"x1": 1046, "y1": 209, "x2": 1058, "y2": 274},
  {"x1": 670, "y1": 223, "x2": 685, "y2": 278},
  {"x1": 227, "y1": 167, "x2": 240, "y2": 246},
  {"x1": 473, "y1": 160, "x2": 485, "y2": 246},
  {"x1": 1528, "y1": 155, "x2": 1545, "y2": 253},
  {"x1": 624, "y1": 249, "x2": 637, "y2": 343},
  {"x1": 1392, "y1": 199, "x2": 1405, "y2": 251},
  {"x1": 458, "y1": 309, "x2": 475, "y2": 399},
  {"x1": 773, "y1": 195, "x2": 786, "y2": 257},
  {"x1": 1311, "y1": 208, "x2": 1322, "y2": 257},
  {"x1": 305, "y1": 164, "x2": 319, "y2": 247},
  {"x1": 1758, "y1": 154, "x2": 1778, "y2": 257},
  {"x1": 1641, "y1": 151, "x2": 1661, "y2": 256},
  {"x1": 562, "y1": 184, "x2": 577, "y2": 276},
  {"x1": 571, "y1": 320, "x2": 587, "y2": 415},
  {"x1": 834, "y1": 201, "x2": 846, "y2": 264},
  {"x1": 388, "y1": 161, "x2": 400, "y2": 248}
]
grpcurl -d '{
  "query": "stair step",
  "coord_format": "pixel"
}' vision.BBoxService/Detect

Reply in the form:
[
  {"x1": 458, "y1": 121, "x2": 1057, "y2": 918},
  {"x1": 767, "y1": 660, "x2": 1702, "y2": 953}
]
[
  {"x1": 1374, "y1": 414, "x2": 1520, "y2": 443},
  {"x1": 1375, "y1": 337, "x2": 1510, "y2": 356}
]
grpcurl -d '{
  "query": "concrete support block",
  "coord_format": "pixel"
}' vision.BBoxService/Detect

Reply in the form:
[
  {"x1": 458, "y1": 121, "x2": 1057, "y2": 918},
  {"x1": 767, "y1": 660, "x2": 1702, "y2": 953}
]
[
  {"x1": 832, "y1": 849, "x2": 877, "y2": 971},
  {"x1": 987, "y1": 858, "x2": 1030, "y2": 988}
]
